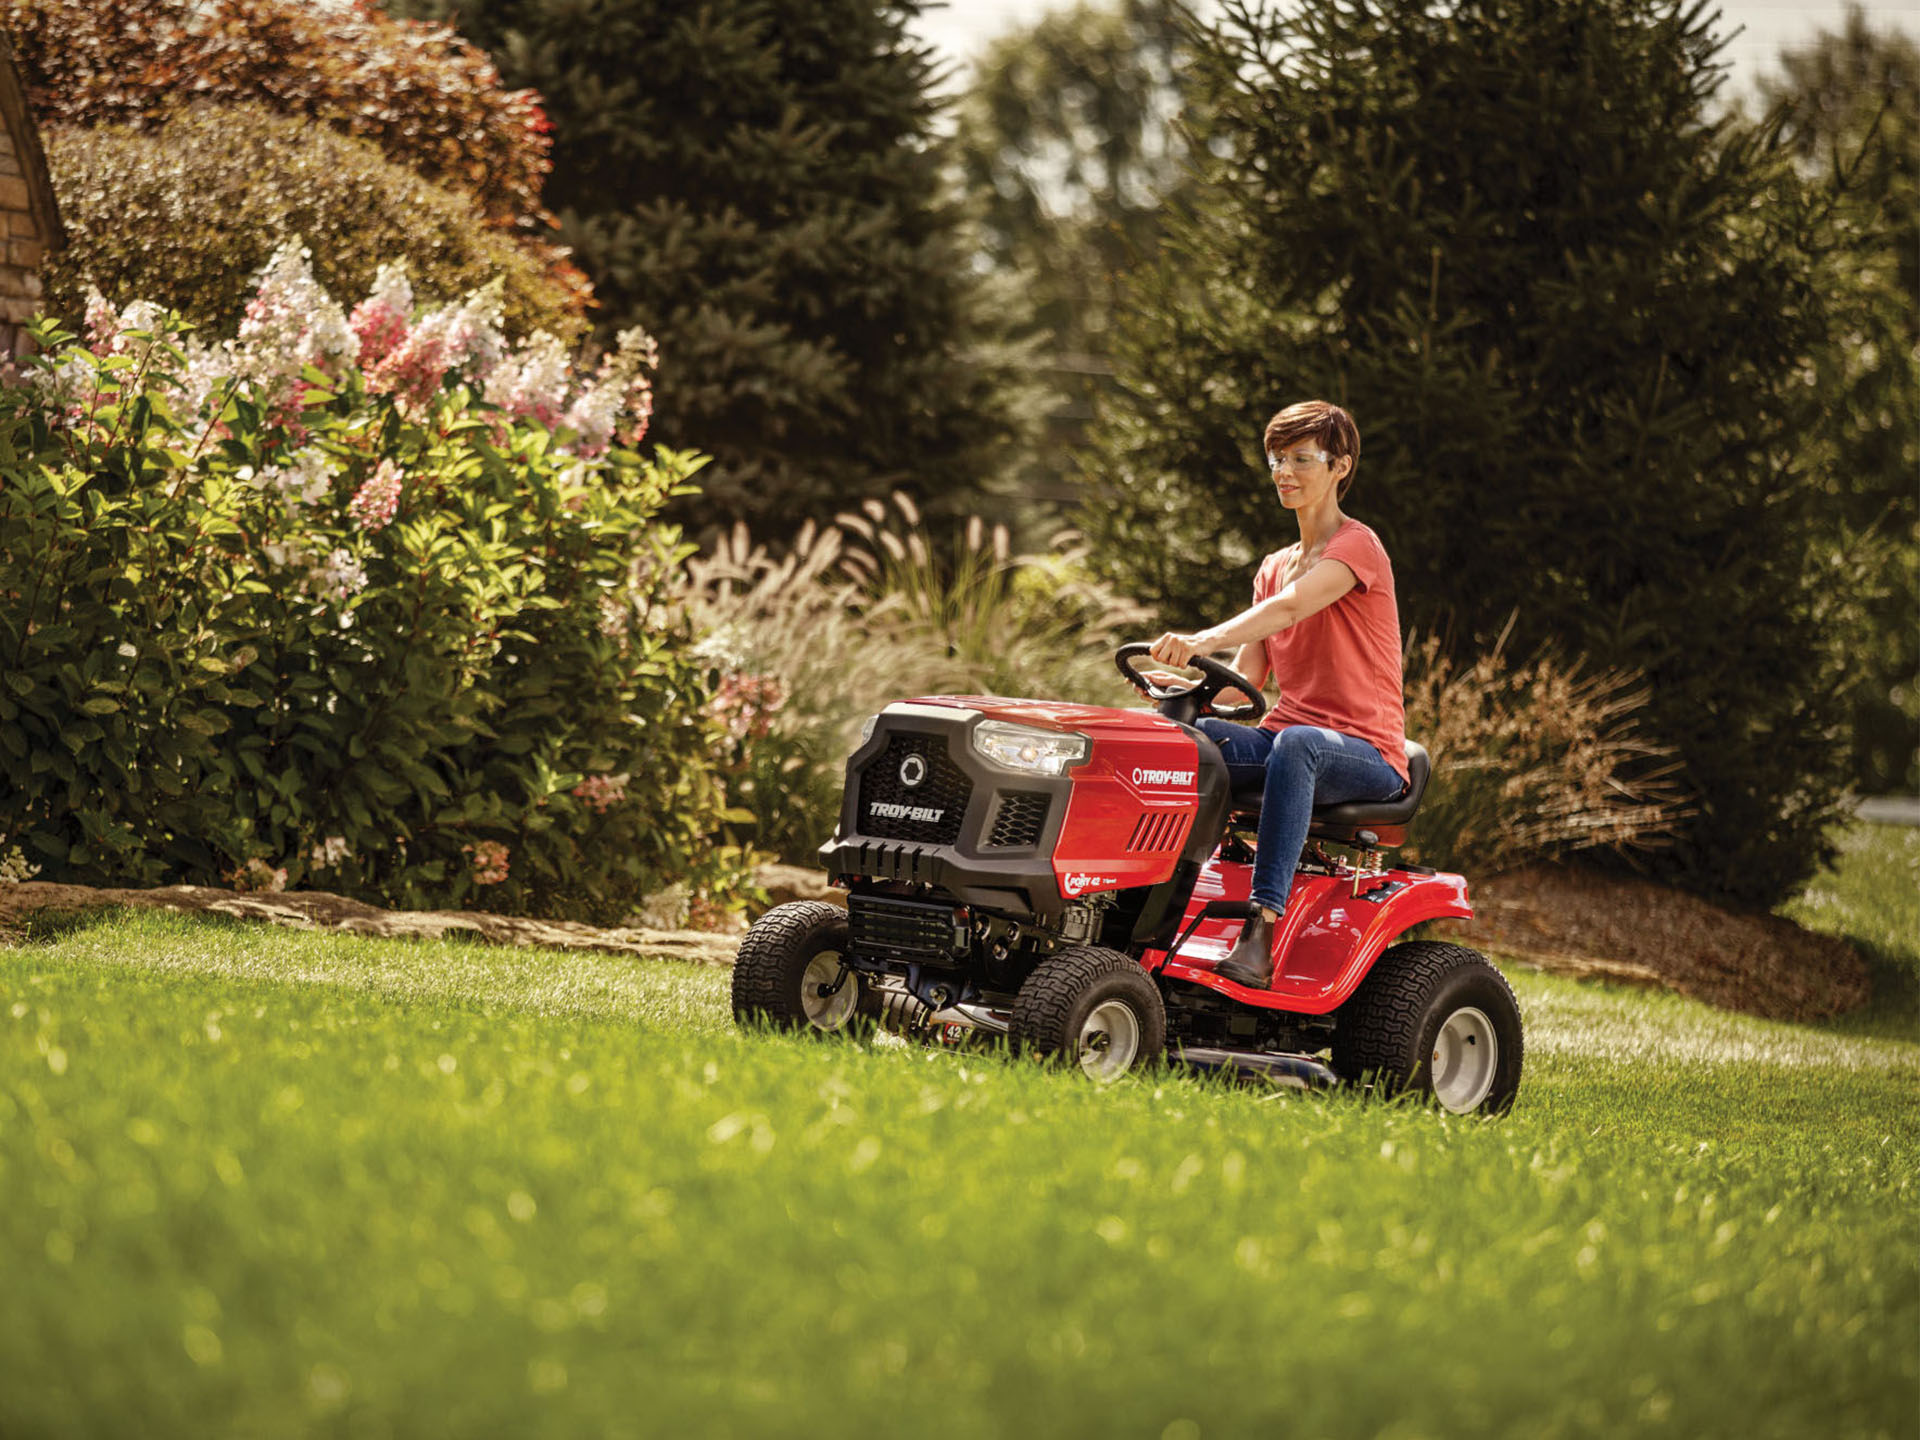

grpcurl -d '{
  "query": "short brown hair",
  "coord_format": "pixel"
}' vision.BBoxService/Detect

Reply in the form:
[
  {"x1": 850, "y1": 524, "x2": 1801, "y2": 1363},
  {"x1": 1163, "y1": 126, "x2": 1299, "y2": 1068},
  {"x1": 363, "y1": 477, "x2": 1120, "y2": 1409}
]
[{"x1": 1263, "y1": 400, "x2": 1361, "y2": 499}]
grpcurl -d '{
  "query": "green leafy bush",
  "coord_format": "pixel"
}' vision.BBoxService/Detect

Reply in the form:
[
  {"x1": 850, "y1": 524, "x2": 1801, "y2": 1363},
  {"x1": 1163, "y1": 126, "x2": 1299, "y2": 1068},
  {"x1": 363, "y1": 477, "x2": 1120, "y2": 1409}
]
[
  {"x1": 44, "y1": 106, "x2": 586, "y2": 345},
  {"x1": 1, "y1": 245, "x2": 744, "y2": 922}
]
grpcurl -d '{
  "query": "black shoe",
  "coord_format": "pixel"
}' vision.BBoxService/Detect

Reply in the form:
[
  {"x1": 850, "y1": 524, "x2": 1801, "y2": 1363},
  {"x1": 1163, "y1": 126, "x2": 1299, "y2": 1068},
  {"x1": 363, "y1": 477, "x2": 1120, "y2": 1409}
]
[{"x1": 1216, "y1": 912, "x2": 1275, "y2": 989}]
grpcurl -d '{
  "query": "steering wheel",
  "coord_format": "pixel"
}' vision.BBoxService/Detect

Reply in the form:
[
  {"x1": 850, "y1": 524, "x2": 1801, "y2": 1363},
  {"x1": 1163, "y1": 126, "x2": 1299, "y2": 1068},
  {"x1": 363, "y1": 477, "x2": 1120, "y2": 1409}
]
[{"x1": 1114, "y1": 642, "x2": 1265, "y2": 724}]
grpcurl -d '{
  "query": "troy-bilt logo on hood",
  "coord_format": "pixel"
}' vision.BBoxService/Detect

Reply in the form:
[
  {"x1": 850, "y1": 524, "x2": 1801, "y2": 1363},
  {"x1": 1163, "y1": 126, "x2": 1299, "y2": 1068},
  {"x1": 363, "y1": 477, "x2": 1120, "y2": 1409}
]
[
  {"x1": 1062, "y1": 872, "x2": 1121, "y2": 896},
  {"x1": 1131, "y1": 767, "x2": 1195, "y2": 788},
  {"x1": 871, "y1": 802, "x2": 945, "y2": 824}
]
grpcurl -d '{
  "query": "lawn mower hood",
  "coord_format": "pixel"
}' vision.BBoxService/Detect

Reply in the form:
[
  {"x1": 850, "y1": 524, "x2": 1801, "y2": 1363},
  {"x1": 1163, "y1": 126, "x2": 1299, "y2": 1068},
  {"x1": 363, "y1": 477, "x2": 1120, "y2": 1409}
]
[{"x1": 819, "y1": 696, "x2": 1230, "y2": 922}]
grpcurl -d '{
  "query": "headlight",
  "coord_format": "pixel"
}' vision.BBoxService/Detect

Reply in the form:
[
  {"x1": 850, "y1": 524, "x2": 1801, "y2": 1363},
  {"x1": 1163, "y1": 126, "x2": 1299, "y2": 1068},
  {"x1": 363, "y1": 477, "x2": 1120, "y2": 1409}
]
[
  {"x1": 860, "y1": 714, "x2": 878, "y2": 745},
  {"x1": 971, "y1": 720, "x2": 1090, "y2": 776}
]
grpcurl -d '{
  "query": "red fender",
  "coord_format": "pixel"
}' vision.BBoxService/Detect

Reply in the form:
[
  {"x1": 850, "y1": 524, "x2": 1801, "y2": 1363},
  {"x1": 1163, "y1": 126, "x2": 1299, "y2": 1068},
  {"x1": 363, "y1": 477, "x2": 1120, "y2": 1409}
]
[{"x1": 1145, "y1": 860, "x2": 1473, "y2": 1015}]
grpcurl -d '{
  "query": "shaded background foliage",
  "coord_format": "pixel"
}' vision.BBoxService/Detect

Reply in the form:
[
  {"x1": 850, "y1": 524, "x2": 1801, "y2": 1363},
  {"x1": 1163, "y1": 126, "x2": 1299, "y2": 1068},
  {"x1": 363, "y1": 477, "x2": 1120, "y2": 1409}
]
[
  {"x1": 1078, "y1": 0, "x2": 1901, "y2": 905},
  {"x1": 389, "y1": 0, "x2": 1024, "y2": 541},
  {"x1": 953, "y1": 0, "x2": 1193, "y2": 521},
  {"x1": 1762, "y1": 15, "x2": 1918, "y2": 794}
]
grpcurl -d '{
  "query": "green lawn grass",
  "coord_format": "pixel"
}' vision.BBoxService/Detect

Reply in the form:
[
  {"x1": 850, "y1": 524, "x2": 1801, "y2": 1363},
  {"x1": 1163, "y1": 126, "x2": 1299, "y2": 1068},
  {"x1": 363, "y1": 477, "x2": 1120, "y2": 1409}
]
[{"x1": 2, "y1": 826, "x2": 1916, "y2": 1438}]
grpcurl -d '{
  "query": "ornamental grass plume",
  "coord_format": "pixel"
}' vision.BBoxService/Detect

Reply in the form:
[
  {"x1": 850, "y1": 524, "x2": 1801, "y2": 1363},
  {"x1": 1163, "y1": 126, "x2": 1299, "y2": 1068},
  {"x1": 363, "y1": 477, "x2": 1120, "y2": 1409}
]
[
  {"x1": 1401, "y1": 622, "x2": 1693, "y2": 874},
  {"x1": 681, "y1": 496, "x2": 1148, "y2": 862}
]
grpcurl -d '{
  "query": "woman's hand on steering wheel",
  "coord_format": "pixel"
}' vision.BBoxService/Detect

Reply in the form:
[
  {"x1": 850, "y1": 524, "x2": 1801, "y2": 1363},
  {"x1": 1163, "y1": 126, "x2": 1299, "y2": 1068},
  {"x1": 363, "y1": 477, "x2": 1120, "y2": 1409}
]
[
  {"x1": 1114, "y1": 643, "x2": 1265, "y2": 722},
  {"x1": 1148, "y1": 631, "x2": 1213, "y2": 669}
]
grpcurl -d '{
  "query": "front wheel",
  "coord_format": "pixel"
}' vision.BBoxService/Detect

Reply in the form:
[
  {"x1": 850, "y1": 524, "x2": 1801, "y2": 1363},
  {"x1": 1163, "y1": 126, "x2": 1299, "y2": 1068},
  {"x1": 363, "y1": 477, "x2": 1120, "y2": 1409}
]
[
  {"x1": 1331, "y1": 941, "x2": 1524, "y2": 1114},
  {"x1": 731, "y1": 901, "x2": 865, "y2": 1033},
  {"x1": 1010, "y1": 946, "x2": 1166, "y2": 1081}
]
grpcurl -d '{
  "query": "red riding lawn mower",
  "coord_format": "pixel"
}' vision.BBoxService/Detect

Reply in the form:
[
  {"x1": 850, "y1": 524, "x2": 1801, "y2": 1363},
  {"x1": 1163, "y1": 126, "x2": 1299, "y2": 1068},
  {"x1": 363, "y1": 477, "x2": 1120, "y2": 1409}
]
[{"x1": 731, "y1": 643, "x2": 1524, "y2": 1114}]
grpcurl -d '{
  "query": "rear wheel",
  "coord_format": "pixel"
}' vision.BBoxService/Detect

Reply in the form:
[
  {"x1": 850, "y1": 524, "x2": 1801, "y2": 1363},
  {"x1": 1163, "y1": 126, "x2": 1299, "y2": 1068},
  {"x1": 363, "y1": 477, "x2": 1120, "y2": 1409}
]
[
  {"x1": 731, "y1": 901, "x2": 865, "y2": 1033},
  {"x1": 1011, "y1": 946, "x2": 1166, "y2": 1081},
  {"x1": 1332, "y1": 941, "x2": 1524, "y2": 1114}
]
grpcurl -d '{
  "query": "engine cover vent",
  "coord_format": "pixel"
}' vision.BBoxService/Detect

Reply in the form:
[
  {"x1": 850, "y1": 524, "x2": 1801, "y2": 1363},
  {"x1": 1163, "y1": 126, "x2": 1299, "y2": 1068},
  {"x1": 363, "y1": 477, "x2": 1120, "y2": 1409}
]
[
  {"x1": 1126, "y1": 810, "x2": 1191, "y2": 854},
  {"x1": 983, "y1": 790, "x2": 1051, "y2": 849}
]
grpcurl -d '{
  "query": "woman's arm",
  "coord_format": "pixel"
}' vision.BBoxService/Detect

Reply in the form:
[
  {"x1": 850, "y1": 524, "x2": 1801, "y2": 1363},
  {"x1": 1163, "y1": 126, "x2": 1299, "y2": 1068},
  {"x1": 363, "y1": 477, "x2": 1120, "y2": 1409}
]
[
  {"x1": 1149, "y1": 559, "x2": 1357, "y2": 668},
  {"x1": 1231, "y1": 640, "x2": 1270, "y2": 690}
]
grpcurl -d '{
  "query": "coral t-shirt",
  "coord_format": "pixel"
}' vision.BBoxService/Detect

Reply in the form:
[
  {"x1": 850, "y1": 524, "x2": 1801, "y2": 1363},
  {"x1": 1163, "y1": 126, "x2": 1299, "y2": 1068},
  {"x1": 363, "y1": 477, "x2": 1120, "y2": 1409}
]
[{"x1": 1252, "y1": 519, "x2": 1409, "y2": 786}]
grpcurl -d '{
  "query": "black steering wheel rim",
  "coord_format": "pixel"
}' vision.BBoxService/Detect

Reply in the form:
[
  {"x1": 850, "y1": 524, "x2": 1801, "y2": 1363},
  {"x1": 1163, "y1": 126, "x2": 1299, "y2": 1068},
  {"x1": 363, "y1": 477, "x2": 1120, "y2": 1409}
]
[{"x1": 1115, "y1": 643, "x2": 1264, "y2": 722}]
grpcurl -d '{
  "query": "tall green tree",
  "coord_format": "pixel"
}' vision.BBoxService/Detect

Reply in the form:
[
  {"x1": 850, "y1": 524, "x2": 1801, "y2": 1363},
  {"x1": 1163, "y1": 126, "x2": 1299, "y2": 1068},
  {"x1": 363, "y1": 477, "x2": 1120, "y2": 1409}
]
[
  {"x1": 1763, "y1": 12, "x2": 1919, "y2": 793},
  {"x1": 393, "y1": 0, "x2": 1020, "y2": 538},
  {"x1": 1085, "y1": 0, "x2": 1873, "y2": 905},
  {"x1": 954, "y1": 0, "x2": 1193, "y2": 512}
]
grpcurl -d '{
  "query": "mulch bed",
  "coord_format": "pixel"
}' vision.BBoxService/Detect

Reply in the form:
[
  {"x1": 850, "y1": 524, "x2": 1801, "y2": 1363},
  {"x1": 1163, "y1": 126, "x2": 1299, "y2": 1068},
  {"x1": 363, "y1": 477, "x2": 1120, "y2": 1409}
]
[{"x1": 1455, "y1": 863, "x2": 1869, "y2": 1023}]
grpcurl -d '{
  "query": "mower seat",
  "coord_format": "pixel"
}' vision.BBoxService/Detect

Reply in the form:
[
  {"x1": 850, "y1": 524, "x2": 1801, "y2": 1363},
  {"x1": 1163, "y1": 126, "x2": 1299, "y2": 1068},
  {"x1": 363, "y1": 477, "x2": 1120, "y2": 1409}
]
[{"x1": 1226, "y1": 739, "x2": 1431, "y2": 848}]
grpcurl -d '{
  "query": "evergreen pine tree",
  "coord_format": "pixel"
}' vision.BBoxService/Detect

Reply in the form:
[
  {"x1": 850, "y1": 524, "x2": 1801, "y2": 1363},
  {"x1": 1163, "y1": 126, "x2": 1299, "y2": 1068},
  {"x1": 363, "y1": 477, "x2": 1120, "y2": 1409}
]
[
  {"x1": 1085, "y1": 0, "x2": 1873, "y2": 905},
  {"x1": 394, "y1": 0, "x2": 1019, "y2": 537}
]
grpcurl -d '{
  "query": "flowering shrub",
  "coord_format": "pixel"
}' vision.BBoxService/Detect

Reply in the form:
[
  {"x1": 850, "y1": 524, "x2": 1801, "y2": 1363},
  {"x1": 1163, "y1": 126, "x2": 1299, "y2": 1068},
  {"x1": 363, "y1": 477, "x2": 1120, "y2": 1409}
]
[{"x1": 0, "y1": 245, "x2": 745, "y2": 922}]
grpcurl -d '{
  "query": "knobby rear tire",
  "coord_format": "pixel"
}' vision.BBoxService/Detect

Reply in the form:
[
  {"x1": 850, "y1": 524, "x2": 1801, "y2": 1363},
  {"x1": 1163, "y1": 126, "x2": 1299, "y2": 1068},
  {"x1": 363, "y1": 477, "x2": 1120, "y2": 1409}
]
[{"x1": 1331, "y1": 940, "x2": 1524, "y2": 1114}]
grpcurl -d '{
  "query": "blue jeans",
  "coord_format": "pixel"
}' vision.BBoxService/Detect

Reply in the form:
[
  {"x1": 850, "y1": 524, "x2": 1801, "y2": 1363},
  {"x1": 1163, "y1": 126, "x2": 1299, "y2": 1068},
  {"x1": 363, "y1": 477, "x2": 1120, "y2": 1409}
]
[{"x1": 1194, "y1": 721, "x2": 1406, "y2": 916}]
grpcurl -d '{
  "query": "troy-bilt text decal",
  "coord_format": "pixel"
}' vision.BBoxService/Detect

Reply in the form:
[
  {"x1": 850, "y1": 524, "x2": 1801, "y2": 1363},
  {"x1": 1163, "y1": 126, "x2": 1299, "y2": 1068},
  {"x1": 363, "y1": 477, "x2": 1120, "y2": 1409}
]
[
  {"x1": 1063, "y1": 872, "x2": 1122, "y2": 896},
  {"x1": 1131, "y1": 767, "x2": 1195, "y2": 788},
  {"x1": 871, "y1": 802, "x2": 945, "y2": 823}
]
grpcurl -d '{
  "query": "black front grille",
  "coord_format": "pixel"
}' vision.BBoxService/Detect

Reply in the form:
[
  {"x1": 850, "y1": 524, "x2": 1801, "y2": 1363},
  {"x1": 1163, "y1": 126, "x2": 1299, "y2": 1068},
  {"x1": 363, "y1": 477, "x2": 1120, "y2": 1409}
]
[
  {"x1": 856, "y1": 732, "x2": 971, "y2": 844},
  {"x1": 984, "y1": 790, "x2": 1051, "y2": 848},
  {"x1": 849, "y1": 894, "x2": 964, "y2": 964}
]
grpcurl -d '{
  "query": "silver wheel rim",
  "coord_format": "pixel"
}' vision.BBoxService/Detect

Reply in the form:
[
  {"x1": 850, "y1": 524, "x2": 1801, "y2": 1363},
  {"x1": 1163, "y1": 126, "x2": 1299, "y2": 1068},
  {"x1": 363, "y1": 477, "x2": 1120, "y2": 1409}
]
[
  {"x1": 801, "y1": 951, "x2": 857, "y2": 1030},
  {"x1": 1430, "y1": 1005, "x2": 1499, "y2": 1113},
  {"x1": 1076, "y1": 1000, "x2": 1142, "y2": 1081}
]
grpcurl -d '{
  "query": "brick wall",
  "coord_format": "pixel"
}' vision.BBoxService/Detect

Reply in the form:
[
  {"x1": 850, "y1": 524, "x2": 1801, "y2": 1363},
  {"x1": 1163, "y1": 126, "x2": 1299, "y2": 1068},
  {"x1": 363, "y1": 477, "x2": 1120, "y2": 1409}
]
[
  {"x1": 0, "y1": 120, "x2": 45, "y2": 354},
  {"x1": 0, "y1": 28, "x2": 60, "y2": 359}
]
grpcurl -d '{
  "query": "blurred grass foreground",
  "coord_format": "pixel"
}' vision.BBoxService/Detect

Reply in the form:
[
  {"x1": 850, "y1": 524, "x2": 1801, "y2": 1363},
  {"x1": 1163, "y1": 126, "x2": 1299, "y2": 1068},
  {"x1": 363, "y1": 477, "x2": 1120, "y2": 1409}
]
[{"x1": 0, "y1": 824, "x2": 1913, "y2": 1438}]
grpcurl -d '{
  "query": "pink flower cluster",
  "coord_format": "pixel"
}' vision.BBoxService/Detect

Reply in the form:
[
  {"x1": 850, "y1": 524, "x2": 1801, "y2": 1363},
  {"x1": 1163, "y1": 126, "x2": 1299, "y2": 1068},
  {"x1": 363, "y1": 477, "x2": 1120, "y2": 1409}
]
[
  {"x1": 570, "y1": 772, "x2": 629, "y2": 814},
  {"x1": 349, "y1": 264, "x2": 414, "y2": 370},
  {"x1": 714, "y1": 671, "x2": 786, "y2": 743},
  {"x1": 363, "y1": 285, "x2": 505, "y2": 413},
  {"x1": 54, "y1": 247, "x2": 659, "y2": 459},
  {"x1": 558, "y1": 327, "x2": 659, "y2": 456},
  {"x1": 465, "y1": 839, "x2": 510, "y2": 886},
  {"x1": 230, "y1": 858, "x2": 288, "y2": 893},
  {"x1": 348, "y1": 460, "x2": 404, "y2": 531}
]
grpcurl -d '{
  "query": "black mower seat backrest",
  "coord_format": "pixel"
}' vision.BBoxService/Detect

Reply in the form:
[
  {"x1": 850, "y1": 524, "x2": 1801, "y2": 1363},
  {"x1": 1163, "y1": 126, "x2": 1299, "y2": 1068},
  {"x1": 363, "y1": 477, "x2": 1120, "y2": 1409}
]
[{"x1": 1226, "y1": 739, "x2": 1431, "y2": 848}]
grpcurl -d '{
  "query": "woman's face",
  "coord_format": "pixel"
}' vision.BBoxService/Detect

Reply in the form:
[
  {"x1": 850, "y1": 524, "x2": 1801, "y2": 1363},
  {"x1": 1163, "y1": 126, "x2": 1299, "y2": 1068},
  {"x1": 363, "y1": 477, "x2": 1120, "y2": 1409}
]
[{"x1": 1267, "y1": 439, "x2": 1349, "y2": 511}]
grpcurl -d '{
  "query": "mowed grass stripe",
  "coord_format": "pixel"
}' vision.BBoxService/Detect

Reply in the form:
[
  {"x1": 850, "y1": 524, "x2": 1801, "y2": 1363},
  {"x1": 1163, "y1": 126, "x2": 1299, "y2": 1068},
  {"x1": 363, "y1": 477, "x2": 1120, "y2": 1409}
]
[
  {"x1": 2, "y1": 913, "x2": 1915, "y2": 1438},
  {"x1": 24, "y1": 907, "x2": 1920, "y2": 1073}
]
